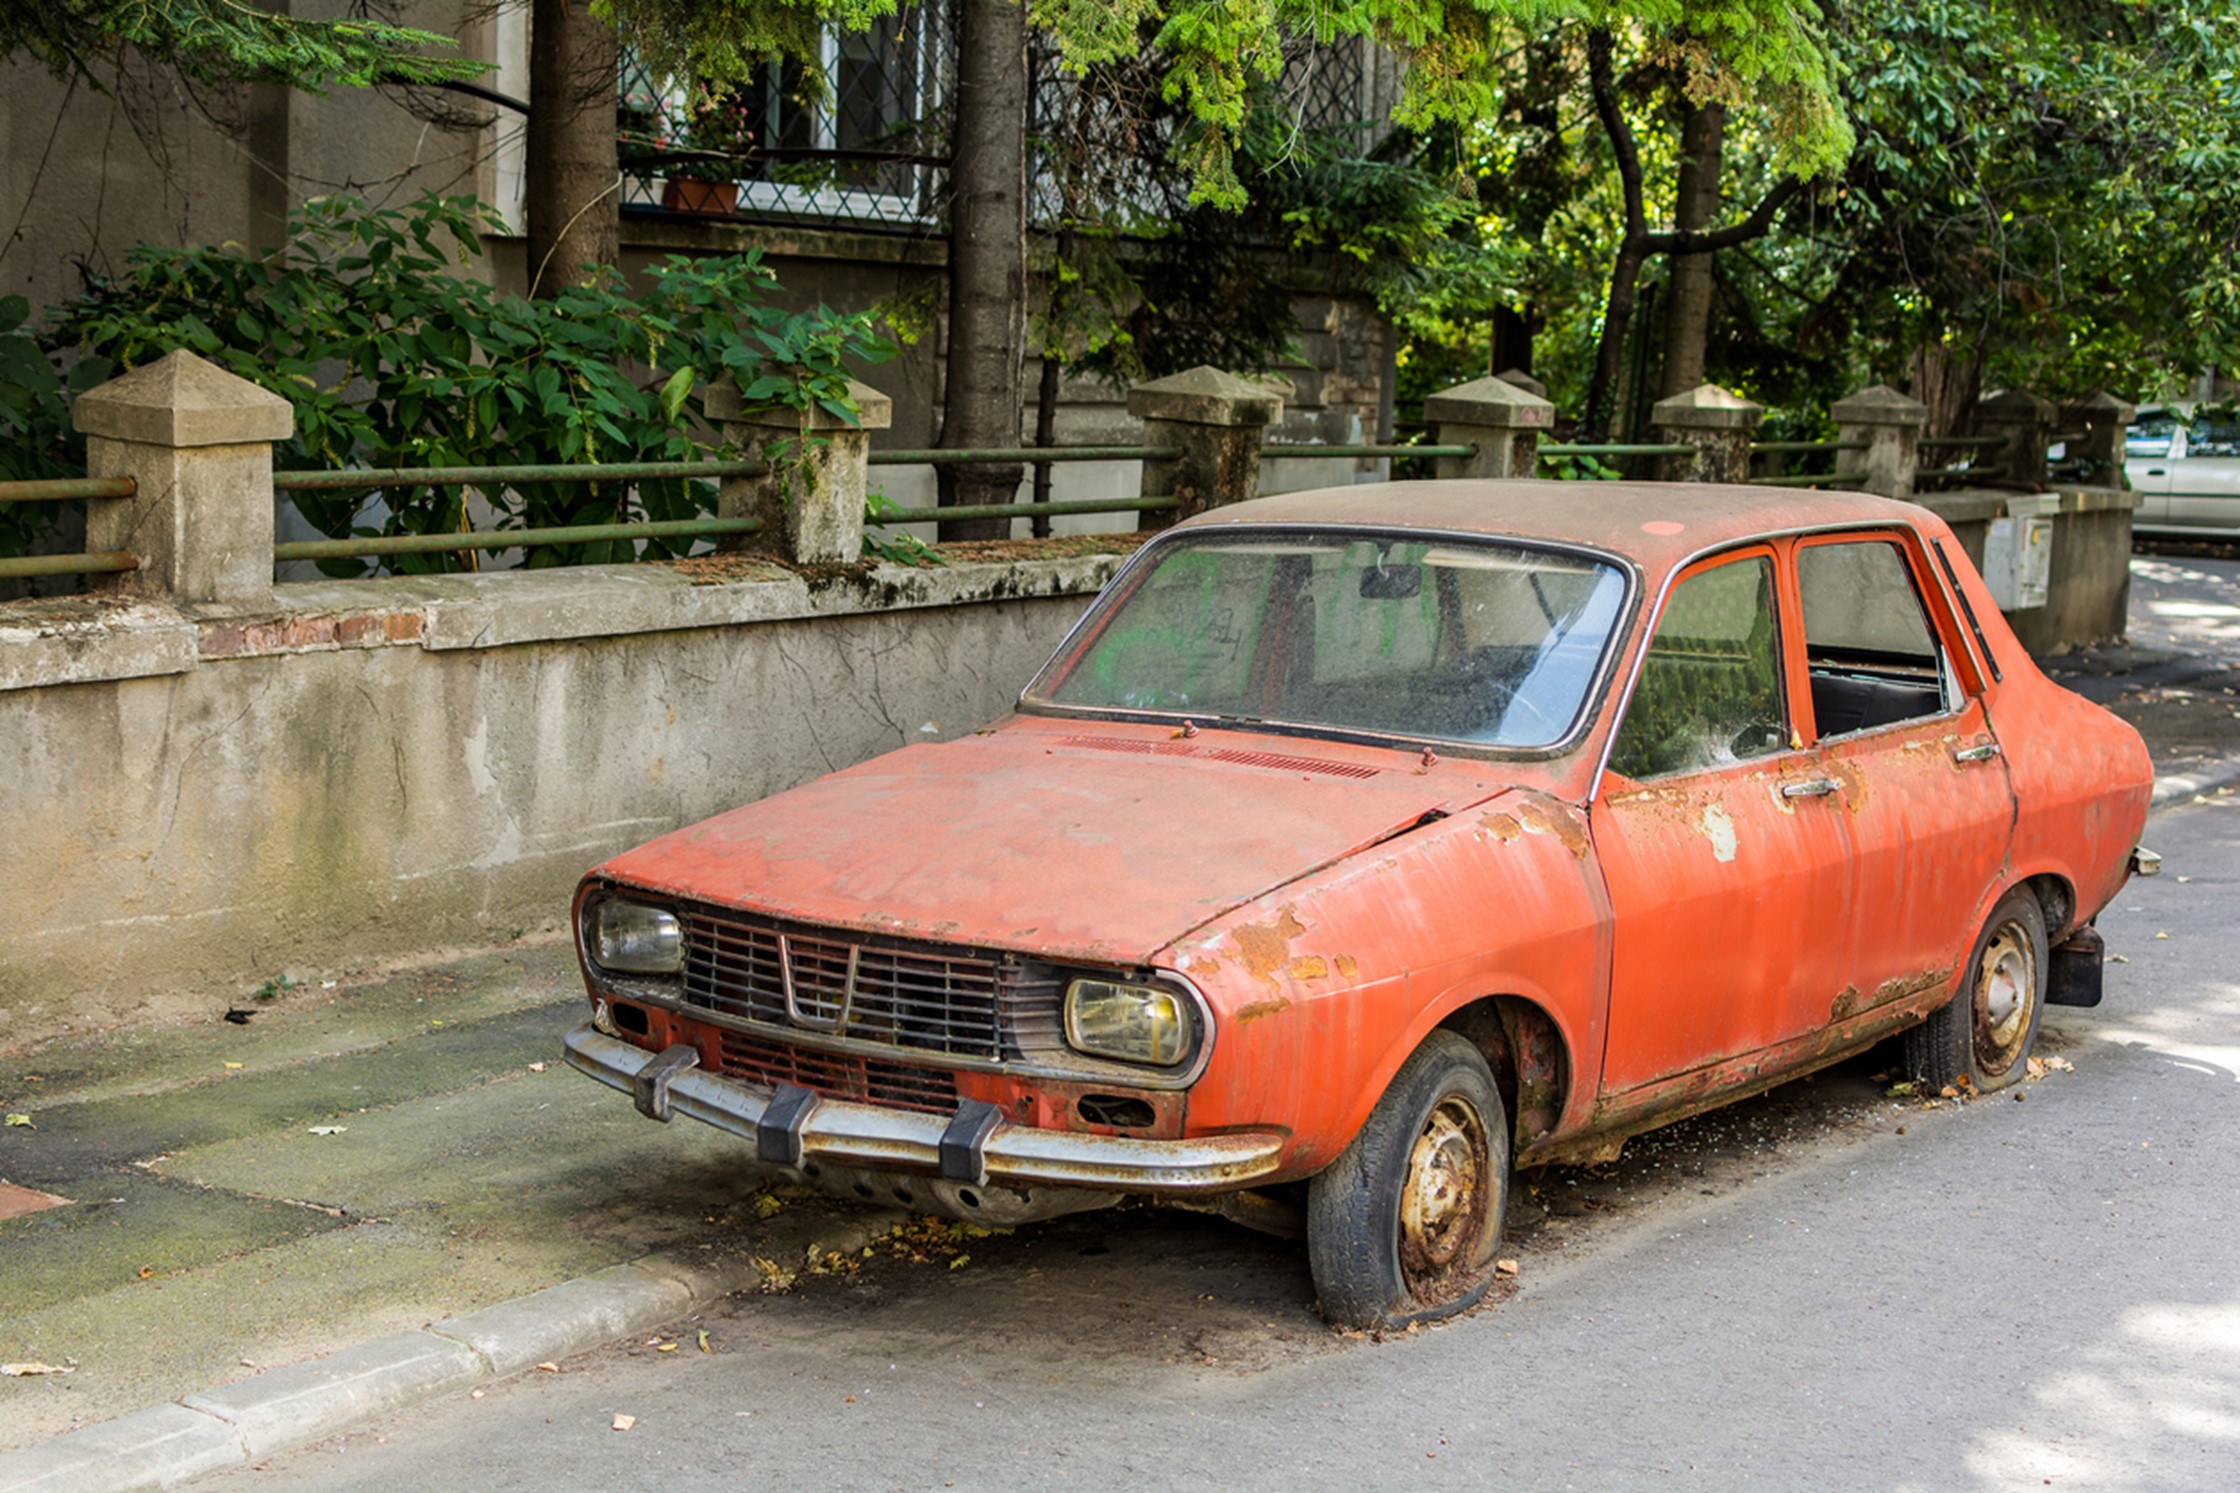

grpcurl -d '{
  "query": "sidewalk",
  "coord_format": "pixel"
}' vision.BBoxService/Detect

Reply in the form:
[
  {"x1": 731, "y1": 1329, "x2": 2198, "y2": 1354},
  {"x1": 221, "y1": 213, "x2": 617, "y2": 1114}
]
[{"x1": 5, "y1": 554, "x2": 2240, "y2": 1490}]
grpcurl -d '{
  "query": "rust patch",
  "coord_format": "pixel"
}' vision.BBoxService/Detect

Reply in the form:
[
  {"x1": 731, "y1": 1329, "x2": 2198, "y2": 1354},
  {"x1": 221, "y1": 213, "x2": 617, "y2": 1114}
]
[
  {"x1": 1515, "y1": 796, "x2": 1592, "y2": 859},
  {"x1": 1334, "y1": 953, "x2": 1360, "y2": 979},
  {"x1": 1235, "y1": 996, "x2": 1293, "y2": 1023},
  {"x1": 1286, "y1": 955, "x2": 1330, "y2": 981},
  {"x1": 1229, "y1": 906, "x2": 1308, "y2": 989},
  {"x1": 1480, "y1": 812, "x2": 1523, "y2": 842},
  {"x1": 1830, "y1": 757, "x2": 1870, "y2": 814},
  {"x1": 1830, "y1": 984, "x2": 1861, "y2": 1022}
]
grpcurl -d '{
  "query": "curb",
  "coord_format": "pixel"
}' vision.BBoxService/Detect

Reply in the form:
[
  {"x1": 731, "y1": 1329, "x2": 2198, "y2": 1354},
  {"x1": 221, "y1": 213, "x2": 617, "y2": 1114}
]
[
  {"x1": 0, "y1": 1207, "x2": 901, "y2": 1492},
  {"x1": 2150, "y1": 752, "x2": 2240, "y2": 811}
]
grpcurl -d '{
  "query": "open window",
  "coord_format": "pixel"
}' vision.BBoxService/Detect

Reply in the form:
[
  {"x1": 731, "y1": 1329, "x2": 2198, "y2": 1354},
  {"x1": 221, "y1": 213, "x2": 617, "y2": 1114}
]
[{"x1": 1795, "y1": 538, "x2": 1955, "y2": 738}]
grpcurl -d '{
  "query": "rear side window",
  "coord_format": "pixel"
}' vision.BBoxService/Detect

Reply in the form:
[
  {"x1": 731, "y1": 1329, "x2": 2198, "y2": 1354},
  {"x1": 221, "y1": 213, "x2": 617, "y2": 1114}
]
[
  {"x1": 2189, "y1": 411, "x2": 2240, "y2": 458},
  {"x1": 1797, "y1": 540, "x2": 1953, "y2": 737},
  {"x1": 1608, "y1": 556, "x2": 1785, "y2": 780}
]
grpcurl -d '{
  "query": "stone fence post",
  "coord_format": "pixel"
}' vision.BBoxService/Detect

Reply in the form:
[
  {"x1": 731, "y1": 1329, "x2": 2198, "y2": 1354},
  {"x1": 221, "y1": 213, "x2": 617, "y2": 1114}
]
[
  {"x1": 1832, "y1": 384, "x2": 1928, "y2": 500},
  {"x1": 1651, "y1": 383, "x2": 1765, "y2": 484},
  {"x1": 1425, "y1": 376, "x2": 1555, "y2": 479},
  {"x1": 709, "y1": 379, "x2": 892, "y2": 566},
  {"x1": 2068, "y1": 390, "x2": 2136, "y2": 488},
  {"x1": 73, "y1": 349, "x2": 292, "y2": 610},
  {"x1": 1494, "y1": 368, "x2": 1548, "y2": 399},
  {"x1": 1128, "y1": 366, "x2": 1286, "y2": 529},
  {"x1": 1975, "y1": 389, "x2": 2054, "y2": 489}
]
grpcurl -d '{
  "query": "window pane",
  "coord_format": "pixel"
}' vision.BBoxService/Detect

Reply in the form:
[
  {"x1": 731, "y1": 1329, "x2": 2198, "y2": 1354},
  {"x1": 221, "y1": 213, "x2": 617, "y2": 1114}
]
[
  {"x1": 1034, "y1": 534, "x2": 1627, "y2": 748},
  {"x1": 1608, "y1": 557, "x2": 1784, "y2": 779},
  {"x1": 1797, "y1": 540, "x2": 1951, "y2": 737}
]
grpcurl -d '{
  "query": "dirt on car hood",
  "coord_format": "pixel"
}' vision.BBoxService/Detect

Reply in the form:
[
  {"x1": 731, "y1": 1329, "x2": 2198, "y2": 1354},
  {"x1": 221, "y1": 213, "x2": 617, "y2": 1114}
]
[{"x1": 593, "y1": 718, "x2": 1518, "y2": 965}]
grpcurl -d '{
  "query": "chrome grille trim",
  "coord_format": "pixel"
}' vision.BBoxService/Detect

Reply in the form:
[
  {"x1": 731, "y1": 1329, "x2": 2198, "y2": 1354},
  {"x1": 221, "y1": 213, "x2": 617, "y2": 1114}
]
[{"x1": 678, "y1": 904, "x2": 1062, "y2": 1063}]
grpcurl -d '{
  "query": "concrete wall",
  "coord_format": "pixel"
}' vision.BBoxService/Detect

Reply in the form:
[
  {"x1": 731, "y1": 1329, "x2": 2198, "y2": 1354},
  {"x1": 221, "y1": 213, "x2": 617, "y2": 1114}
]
[
  {"x1": 1913, "y1": 485, "x2": 2138, "y2": 652},
  {"x1": 0, "y1": 553, "x2": 1122, "y2": 1034}
]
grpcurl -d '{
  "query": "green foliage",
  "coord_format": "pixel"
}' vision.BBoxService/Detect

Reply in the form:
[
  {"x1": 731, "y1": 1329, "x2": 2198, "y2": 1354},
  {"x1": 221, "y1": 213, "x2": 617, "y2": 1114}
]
[
  {"x1": 46, "y1": 194, "x2": 892, "y2": 574},
  {"x1": 3, "y1": 0, "x2": 484, "y2": 91},
  {"x1": 595, "y1": 0, "x2": 1852, "y2": 210},
  {"x1": 0, "y1": 296, "x2": 111, "y2": 561}
]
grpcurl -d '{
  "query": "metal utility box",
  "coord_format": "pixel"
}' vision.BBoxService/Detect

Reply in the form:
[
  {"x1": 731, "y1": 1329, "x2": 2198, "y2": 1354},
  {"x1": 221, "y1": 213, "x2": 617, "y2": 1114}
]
[{"x1": 1982, "y1": 495, "x2": 2059, "y2": 611}]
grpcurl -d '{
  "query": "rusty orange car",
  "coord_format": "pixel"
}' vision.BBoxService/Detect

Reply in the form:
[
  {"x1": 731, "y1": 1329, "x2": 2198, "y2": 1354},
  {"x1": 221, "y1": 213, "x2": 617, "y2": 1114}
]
[{"x1": 564, "y1": 480, "x2": 2159, "y2": 1328}]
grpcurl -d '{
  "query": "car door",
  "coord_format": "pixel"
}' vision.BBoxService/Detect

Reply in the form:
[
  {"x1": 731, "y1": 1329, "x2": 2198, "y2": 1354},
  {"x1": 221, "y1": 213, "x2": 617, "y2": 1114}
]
[
  {"x1": 2124, "y1": 412, "x2": 2181, "y2": 529},
  {"x1": 1791, "y1": 533, "x2": 2017, "y2": 1016},
  {"x1": 1592, "y1": 547, "x2": 1855, "y2": 1102},
  {"x1": 2166, "y1": 411, "x2": 2240, "y2": 537}
]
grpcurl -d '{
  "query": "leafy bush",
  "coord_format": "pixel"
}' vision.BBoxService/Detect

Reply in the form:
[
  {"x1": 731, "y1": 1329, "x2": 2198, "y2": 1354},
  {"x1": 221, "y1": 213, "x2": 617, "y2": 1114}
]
[
  {"x1": 0, "y1": 298, "x2": 111, "y2": 564},
  {"x1": 46, "y1": 193, "x2": 890, "y2": 574}
]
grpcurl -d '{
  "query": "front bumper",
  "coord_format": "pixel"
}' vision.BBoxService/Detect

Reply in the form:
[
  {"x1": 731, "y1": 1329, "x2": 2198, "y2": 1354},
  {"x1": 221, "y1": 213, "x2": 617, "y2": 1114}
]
[{"x1": 562, "y1": 1023, "x2": 1284, "y2": 1195}]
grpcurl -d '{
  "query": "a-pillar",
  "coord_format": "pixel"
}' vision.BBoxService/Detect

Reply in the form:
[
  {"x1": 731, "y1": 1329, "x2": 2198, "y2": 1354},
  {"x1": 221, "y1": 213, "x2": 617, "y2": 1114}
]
[{"x1": 73, "y1": 349, "x2": 293, "y2": 609}]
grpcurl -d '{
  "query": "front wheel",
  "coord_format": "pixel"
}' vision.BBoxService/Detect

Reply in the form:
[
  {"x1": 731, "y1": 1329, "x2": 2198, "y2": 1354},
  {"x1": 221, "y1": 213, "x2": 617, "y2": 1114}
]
[
  {"x1": 1908, "y1": 886, "x2": 2048, "y2": 1094},
  {"x1": 1307, "y1": 1031, "x2": 1509, "y2": 1329}
]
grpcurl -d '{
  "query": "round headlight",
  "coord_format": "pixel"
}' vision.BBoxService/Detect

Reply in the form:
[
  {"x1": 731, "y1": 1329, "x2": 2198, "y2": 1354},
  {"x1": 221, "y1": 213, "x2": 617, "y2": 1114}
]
[
  {"x1": 1064, "y1": 977, "x2": 1194, "y2": 1066},
  {"x1": 588, "y1": 899, "x2": 683, "y2": 974}
]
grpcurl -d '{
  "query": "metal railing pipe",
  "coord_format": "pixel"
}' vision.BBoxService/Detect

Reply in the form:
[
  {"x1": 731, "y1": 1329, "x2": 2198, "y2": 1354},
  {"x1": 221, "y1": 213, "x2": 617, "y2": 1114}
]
[
  {"x1": 0, "y1": 476, "x2": 137, "y2": 504},
  {"x1": 0, "y1": 550, "x2": 139, "y2": 579},
  {"x1": 868, "y1": 446, "x2": 1181, "y2": 466},
  {"x1": 272, "y1": 460, "x2": 764, "y2": 492},
  {"x1": 273, "y1": 516, "x2": 762, "y2": 562}
]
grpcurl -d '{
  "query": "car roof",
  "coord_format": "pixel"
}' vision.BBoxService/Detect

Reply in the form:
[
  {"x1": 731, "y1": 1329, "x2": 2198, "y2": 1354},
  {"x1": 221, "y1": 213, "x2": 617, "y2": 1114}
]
[{"x1": 1175, "y1": 479, "x2": 1937, "y2": 572}]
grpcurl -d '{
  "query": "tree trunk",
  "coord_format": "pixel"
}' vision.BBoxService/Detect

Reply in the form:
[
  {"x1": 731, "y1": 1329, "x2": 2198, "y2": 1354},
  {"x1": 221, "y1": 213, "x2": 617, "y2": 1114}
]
[
  {"x1": 525, "y1": 0, "x2": 618, "y2": 300},
  {"x1": 1582, "y1": 30, "x2": 1646, "y2": 440},
  {"x1": 1909, "y1": 345, "x2": 1982, "y2": 438},
  {"x1": 1658, "y1": 99, "x2": 1725, "y2": 399},
  {"x1": 935, "y1": 0, "x2": 1028, "y2": 542}
]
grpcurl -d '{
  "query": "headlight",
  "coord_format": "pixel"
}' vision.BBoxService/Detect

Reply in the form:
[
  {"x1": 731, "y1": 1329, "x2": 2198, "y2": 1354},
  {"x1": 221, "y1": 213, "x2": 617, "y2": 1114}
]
[
  {"x1": 1064, "y1": 977, "x2": 1194, "y2": 1066},
  {"x1": 587, "y1": 899, "x2": 683, "y2": 974}
]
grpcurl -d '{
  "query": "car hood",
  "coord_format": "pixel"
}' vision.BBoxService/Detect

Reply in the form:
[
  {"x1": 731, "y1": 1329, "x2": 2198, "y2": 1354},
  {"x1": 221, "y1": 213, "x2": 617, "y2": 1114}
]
[{"x1": 593, "y1": 719, "x2": 1515, "y2": 965}]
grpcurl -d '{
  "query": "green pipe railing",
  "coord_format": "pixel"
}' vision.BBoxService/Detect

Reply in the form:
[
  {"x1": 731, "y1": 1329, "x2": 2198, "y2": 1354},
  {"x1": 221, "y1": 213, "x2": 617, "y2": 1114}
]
[
  {"x1": 1916, "y1": 464, "x2": 2010, "y2": 483},
  {"x1": 1751, "y1": 439, "x2": 1870, "y2": 454},
  {"x1": 1917, "y1": 436, "x2": 2007, "y2": 451},
  {"x1": 1748, "y1": 473, "x2": 1868, "y2": 488},
  {"x1": 272, "y1": 460, "x2": 764, "y2": 491},
  {"x1": 0, "y1": 476, "x2": 137, "y2": 503},
  {"x1": 273, "y1": 516, "x2": 762, "y2": 562},
  {"x1": 866, "y1": 497, "x2": 1179, "y2": 527},
  {"x1": 1261, "y1": 444, "x2": 1475, "y2": 460},
  {"x1": 0, "y1": 550, "x2": 139, "y2": 580},
  {"x1": 1538, "y1": 443, "x2": 1694, "y2": 457}
]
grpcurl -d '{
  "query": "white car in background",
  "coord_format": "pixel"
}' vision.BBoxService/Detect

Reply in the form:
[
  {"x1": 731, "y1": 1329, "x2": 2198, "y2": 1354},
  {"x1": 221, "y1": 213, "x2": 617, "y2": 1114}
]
[{"x1": 2128, "y1": 407, "x2": 2240, "y2": 538}]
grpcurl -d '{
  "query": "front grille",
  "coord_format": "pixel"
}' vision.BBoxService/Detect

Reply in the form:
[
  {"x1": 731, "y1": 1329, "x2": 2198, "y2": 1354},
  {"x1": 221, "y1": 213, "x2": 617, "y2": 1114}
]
[
  {"x1": 712, "y1": 1030, "x2": 960, "y2": 1113},
  {"x1": 677, "y1": 904, "x2": 1061, "y2": 1062}
]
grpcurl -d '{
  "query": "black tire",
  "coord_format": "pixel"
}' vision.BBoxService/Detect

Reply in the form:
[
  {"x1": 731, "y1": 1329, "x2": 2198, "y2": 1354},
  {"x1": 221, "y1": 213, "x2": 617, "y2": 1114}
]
[
  {"x1": 1307, "y1": 1031, "x2": 1509, "y2": 1329},
  {"x1": 1907, "y1": 886, "x2": 2048, "y2": 1094}
]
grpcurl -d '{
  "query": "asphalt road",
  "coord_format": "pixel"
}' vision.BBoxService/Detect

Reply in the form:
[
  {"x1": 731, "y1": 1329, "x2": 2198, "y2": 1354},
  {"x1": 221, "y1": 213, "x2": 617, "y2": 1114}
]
[{"x1": 194, "y1": 788, "x2": 2239, "y2": 1492}]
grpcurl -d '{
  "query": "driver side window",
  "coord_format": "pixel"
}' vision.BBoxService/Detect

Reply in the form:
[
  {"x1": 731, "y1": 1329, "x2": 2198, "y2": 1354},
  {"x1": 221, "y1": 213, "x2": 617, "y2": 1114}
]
[{"x1": 1608, "y1": 556, "x2": 1786, "y2": 780}]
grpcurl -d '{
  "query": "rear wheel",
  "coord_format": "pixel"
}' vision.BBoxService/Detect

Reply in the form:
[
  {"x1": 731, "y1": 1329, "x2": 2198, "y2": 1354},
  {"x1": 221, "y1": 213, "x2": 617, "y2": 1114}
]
[
  {"x1": 1908, "y1": 887, "x2": 2048, "y2": 1094},
  {"x1": 1307, "y1": 1031, "x2": 1509, "y2": 1329}
]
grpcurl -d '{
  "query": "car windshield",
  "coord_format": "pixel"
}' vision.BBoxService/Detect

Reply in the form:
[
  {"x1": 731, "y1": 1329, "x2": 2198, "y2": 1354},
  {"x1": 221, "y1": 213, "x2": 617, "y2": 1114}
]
[{"x1": 1028, "y1": 531, "x2": 1628, "y2": 749}]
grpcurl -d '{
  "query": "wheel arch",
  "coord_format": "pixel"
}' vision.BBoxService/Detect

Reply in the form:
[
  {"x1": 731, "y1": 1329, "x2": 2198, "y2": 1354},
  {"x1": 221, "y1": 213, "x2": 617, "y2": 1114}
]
[{"x1": 1435, "y1": 995, "x2": 1572, "y2": 1156}]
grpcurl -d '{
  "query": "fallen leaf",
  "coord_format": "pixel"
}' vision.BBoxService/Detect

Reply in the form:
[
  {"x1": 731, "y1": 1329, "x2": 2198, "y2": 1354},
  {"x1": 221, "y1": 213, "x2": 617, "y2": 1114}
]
[
  {"x1": 4, "y1": 1113, "x2": 32, "y2": 1128},
  {"x1": 1940, "y1": 1085, "x2": 1960, "y2": 1099},
  {"x1": 535, "y1": 1362, "x2": 561, "y2": 1373},
  {"x1": 2026, "y1": 1057, "x2": 2047, "y2": 1080},
  {"x1": 1494, "y1": 1258, "x2": 1520, "y2": 1277},
  {"x1": 306, "y1": 1126, "x2": 347, "y2": 1136},
  {"x1": 2044, "y1": 1055, "x2": 2075, "y2": 1072},
  {"x1": 656, "y1": 1342, "x2": 679, "y2": 1353},
  {"x1": 1885, "y1": 1080, "x2": 1917, "y2": 1097},
  {"x1": 470, "y1": 1389, "x2": 485, "y2": 1400},
  {"x1": 612, "y1": 1414, "x2": 636, "y2": 1432},
  {"x1": 0, "y1": 1362, "x2": 74, "y2": 1377},
  {"x1": 696, "y1": 1331, "x2": 711, "y2": 1355},
  {"x1": 750, "y1": 1194, "x2": 783, "y2": 1220},
  {"x1": 527, "y1": 1062, "x2": 547, "y2": 1073},
  {"x1": 2109, "y1": 954, "x2": 2131, "y2": 964},
  {"x1": 137, "y1": 1266, "x2": 155, "y2": 1279},
  {"x1": 223, "y1": 1062, "x2": 244, "y2": 1070},
  {"x1": 2155, "y1": 931, "x2": 2171, "y2": 940},
  {"x1": 2177, "y1": 876, "x2": 2193, "y2": 884},
  {"x1": 949, "y1": 1255, "x2": 970, "y2": 1270}
]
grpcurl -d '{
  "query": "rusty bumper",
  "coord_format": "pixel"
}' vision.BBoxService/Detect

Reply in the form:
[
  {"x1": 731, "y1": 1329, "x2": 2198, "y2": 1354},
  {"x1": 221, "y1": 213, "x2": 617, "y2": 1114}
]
[{"x1": 563, "y1": 1023, "x2": 1285, "y2": 1194}]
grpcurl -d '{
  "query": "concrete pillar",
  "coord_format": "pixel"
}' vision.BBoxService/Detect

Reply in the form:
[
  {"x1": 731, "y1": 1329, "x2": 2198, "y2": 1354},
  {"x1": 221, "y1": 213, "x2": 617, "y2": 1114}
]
[
  {"x1": 1832, "y1": 384, "x2": 1928, "y2": 500},
  {"x1": 708, "y1": 378, "x2": 892, "y2": 565},
  {"x1": 1127, "y1": 366, "x2": 1286, "y2": 529},
  {"x1": 1425, "y1": 375, "x2": 1555, "y2": 480},
  {"x1": 1975, "y1": 389, "x2": 2055, "y2": 489},
  {"x1": 1494, "y1": 367, "x2": 1549, "y2": 400},
  {"x1": 72, "y1": 350, "x2": 293, "y2": 609},
  {"x1": 2069, "y1": 390, "x2": 2136, "y2": 489},
  {"x1": 1651, "y1": 383, "x2": 1764, "y2": 485}
]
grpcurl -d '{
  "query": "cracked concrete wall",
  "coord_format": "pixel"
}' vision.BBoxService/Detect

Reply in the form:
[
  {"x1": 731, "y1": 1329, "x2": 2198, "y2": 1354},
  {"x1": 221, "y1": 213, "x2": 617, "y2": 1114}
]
[{"x1": 1, "y1": 594, "x2": 1089, "y2": 1035}]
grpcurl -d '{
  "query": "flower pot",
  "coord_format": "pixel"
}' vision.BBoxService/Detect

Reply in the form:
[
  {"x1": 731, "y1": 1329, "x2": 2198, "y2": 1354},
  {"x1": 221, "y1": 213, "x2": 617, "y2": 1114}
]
[{"x1": 661, "y1": 179, "x2": 741, "y2": 216}]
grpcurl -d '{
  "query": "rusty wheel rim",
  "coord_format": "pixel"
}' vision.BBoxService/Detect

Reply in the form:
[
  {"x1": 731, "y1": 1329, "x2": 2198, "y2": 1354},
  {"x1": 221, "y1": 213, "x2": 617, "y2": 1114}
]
[
  {"x1": 1397, "y1": 1096, "x2": 1490, "y2": 1292},
  {"x1": 1973, "y1": 920, "x2": 2038, "y2": 1077}
]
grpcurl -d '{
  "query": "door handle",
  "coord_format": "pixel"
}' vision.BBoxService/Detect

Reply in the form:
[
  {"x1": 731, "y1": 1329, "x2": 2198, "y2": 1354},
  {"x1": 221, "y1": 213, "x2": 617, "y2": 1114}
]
[
  {"x1": 1954, "y1": 742, "x2": 2003, "y2": 764},
  {"x1": 1780, "y1": 778, "x2": 1840, "y2": 799},
  {"x1": 2146, "y1": 468, "x2": 2167, "y2": 477}
]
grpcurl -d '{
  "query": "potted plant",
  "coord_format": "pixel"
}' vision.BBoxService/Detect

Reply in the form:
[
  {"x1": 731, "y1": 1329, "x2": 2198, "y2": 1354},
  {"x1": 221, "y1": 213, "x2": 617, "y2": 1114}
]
[{"x1": 658, "y1": 87, "x2": 757, "y2": 215}]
